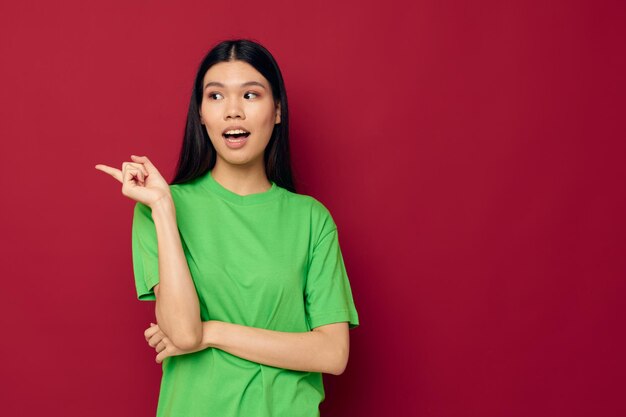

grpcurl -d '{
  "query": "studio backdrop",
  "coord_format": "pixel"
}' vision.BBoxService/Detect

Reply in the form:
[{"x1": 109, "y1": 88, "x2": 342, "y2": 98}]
[{"x1": 1, "y1": 1, "x2": 624, "y2": 416}]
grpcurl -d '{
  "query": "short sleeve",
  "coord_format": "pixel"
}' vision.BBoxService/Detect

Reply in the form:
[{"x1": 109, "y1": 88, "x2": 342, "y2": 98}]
[
  {"x1": 131, "y1": 202, "x2": 159, "y2": 301},
  {"x1": 305, "y1": 225, "x2": 360, "y2": 330}
]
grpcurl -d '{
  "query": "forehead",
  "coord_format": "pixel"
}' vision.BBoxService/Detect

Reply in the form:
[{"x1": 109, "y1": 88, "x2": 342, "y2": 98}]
[{"x1": 202, "y1": 61, "x2": 268, "y2": 88}]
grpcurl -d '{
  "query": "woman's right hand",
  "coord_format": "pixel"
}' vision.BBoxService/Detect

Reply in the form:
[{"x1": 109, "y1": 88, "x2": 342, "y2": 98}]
[{"x1": 95, "y1": 155, "x2": 171, "y2": 208}]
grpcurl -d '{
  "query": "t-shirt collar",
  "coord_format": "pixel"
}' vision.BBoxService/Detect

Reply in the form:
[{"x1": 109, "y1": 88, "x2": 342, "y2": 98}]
[{"x1": 200, "y1": 170, "x2": 282, "y2": 206}]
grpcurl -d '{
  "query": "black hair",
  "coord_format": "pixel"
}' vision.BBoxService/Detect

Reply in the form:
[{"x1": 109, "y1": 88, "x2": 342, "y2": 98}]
[{"x1": 170, "y1": 39, "x2": 296, "y2": 193}]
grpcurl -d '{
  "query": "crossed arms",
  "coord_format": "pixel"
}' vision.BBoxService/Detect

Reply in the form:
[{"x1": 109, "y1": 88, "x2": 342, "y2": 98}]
[{"x1": 147, "y1": 195, "x2": 350, "y2": 376}]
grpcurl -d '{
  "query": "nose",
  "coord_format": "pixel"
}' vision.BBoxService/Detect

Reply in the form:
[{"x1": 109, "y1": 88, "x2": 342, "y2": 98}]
[{"x1": 224, "y1": 97, "x2": 245, "y2": 120}]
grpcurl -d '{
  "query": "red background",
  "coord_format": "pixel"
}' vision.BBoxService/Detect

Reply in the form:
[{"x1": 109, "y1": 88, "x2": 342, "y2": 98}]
[{"x1": 1, "y1": 1, "x2": 625, "y2": 416}]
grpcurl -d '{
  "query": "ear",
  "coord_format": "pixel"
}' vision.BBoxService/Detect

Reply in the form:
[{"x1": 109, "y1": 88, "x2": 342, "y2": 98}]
[
  {"x1": 199, "y1": 113, "x2": 204, "y2": 125},
  {"x1": 275, "y1": 102, "x2": 281, "y2": 124}
]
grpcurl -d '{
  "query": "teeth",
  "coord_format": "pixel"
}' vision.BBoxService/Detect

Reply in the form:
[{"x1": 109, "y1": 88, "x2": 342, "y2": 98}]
[{"x1": 224, "y1": 129, "x2": 249, "y2": 135}]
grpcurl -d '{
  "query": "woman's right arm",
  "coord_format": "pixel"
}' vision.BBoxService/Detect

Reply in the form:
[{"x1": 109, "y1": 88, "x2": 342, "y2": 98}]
[
  {"x1": 95, "y1": 155, "x2": 202, "y2": 351},
  {"x1": 150, "y1": 195, "x2": 203, "y2": 351}
]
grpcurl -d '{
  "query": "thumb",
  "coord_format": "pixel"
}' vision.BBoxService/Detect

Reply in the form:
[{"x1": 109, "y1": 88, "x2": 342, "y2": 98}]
[{"x1": 131, "y1": 155, "x2": 157, "y2": 172}]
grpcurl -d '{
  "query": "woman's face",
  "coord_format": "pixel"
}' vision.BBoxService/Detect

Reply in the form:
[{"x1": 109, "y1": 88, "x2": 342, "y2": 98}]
[{"x1": 199, "y1": 60, "x2": 281, "y2": 169}]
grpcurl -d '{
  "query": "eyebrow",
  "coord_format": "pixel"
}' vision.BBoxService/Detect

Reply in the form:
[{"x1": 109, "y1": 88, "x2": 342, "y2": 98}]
[{"x1": 204, "y1": 81, "x2": 266, "y2": 90}]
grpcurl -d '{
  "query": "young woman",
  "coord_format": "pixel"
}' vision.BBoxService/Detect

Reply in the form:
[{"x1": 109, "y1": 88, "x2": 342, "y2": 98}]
[{"x1": 95, "y1": 39, "x2": 359, "y2": 417}]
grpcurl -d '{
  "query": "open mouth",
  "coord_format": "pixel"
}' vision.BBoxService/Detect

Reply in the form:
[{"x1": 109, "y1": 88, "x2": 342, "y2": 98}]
[{"x1": 222, "y1": 132, "x2": 251, "y2": 140}]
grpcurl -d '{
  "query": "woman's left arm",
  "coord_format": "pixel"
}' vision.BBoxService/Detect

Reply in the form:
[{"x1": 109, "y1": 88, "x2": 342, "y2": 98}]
[
  {"x1": 207, "y1": 320, "x2": 350, "y2": 375},
  {"x1": 146, "y1": 320, "x2": 350, "y2": 375}
]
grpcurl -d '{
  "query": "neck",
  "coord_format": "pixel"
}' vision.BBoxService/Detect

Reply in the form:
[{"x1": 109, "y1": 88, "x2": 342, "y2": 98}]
[{"x1": 210, "y1": 160, "x2": 271, "y2": 196}]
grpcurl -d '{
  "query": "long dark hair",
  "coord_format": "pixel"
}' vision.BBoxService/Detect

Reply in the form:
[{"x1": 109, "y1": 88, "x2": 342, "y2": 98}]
[{"x1": 170, "y1": 39, "x2": 296, "y2": 193}]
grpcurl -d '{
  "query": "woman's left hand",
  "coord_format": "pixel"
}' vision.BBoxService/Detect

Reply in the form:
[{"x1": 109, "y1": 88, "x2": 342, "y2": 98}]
[{"x1": 144, "y1": 322, "x2": 186, "y2": 363}]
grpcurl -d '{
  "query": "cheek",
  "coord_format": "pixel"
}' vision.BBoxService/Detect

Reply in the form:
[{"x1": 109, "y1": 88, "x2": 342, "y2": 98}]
[
  {"x1": 200, "y1": 111, "x2": 218, "y2": 131},
  {"x1": 252, "y1": 103, "x2": 277, "y2": 126}
]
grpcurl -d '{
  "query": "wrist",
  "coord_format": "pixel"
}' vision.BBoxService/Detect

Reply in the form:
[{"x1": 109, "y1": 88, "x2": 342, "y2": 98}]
[
  {"x1": 150, "y1": 194, "x2": 175, "y2": 215},
  {"x1": 202, "y1": 320, "x2": 221, "y2": 349}
]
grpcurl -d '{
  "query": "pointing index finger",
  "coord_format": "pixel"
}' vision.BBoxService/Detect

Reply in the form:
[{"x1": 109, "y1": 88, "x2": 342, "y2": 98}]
[{"x1": 95, "y1": 164, "x2": 123, "y2": 183}]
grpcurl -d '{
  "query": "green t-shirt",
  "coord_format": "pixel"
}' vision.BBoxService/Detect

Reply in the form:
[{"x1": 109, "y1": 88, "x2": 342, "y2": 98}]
[{"x1": 131, "y1": 169, "x2": 360, "y2": 417}]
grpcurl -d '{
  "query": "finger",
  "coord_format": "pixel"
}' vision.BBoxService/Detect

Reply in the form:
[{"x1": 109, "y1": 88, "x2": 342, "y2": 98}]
[
  {"x1": 123, "y1": 165, "x2": 144, "y2": 186},
  {"x1": 156, "y1": 340, "x2": 166, "y2": 353},
  {"x1": 122, "y1": 162, "x2": 146, "y2": 184},
  {"x1": 131, "y1": 155, "x2": 157, "y2": 173},
  {"x1": 144, "y1": 324, "x2": 161, "y2": 340},
  {"x1": 148, "y1": 332, "x2": 164, "y2": 348},
  {"x1": 123, "y1": 162, "x2": 149, "y2": 178},
  {"x1": 95, "y1": 165, "x2": 123, "y2": 183},
  {"x1": 144, "y1": 326, "x2": 161, "y2": 342},
  {"x1": 156, "y1": 351, "x2": 165, "y2": 364}
]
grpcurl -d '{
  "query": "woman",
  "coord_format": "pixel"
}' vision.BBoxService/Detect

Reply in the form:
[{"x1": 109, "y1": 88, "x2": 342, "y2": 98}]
[{"x1": 95, "y1": 39, "x2": 359, "y2": 417}]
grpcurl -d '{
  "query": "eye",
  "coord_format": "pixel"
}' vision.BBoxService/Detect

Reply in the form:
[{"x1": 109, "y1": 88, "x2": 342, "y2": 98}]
[
  {"x1": 244, "y1": 92, "x2": 259, "y2": 99},
  {"x1": 208, "y1": 92, "x2": 223, "y2": 100}
]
